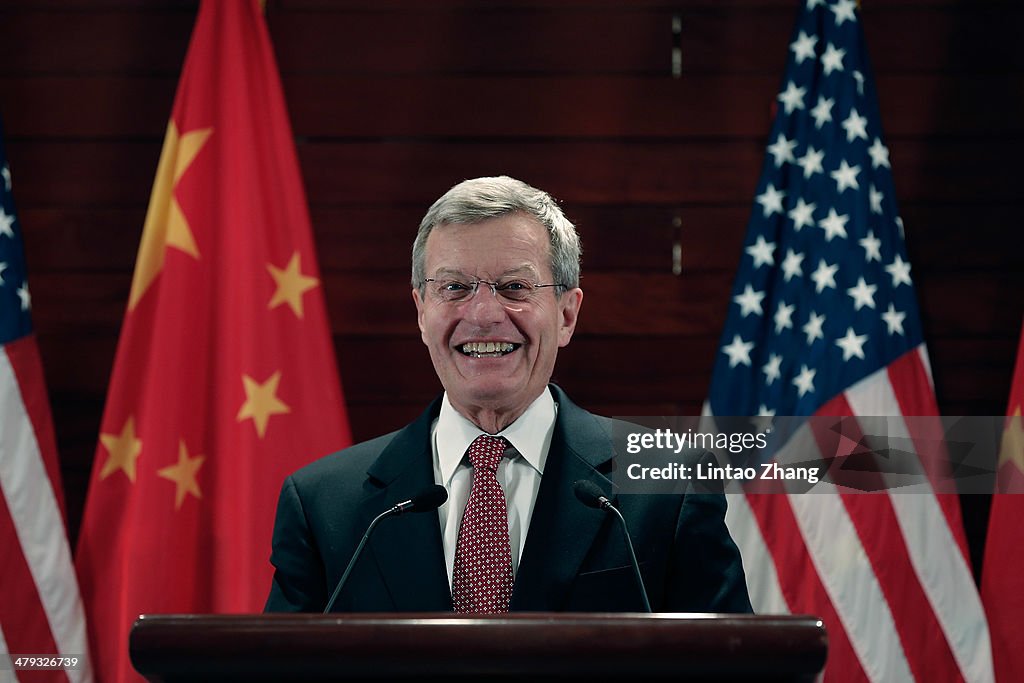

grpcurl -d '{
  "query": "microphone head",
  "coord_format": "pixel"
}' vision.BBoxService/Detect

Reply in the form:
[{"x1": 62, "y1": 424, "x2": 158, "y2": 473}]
[
  {"x1": 572, "y1": 480, "x2": 608, "y2": 509},
  {"x1": 409, "y1": 485, "x2": 448, "y2": 513}
]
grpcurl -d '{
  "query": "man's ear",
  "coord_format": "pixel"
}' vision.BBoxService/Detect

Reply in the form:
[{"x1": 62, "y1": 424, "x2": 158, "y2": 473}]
[
  {"x1": 412, "y1": 288, "x2": 428, "y2": 344},
  {"x1": 557, "y1": 288, "x2": 584, "y2": 348}
]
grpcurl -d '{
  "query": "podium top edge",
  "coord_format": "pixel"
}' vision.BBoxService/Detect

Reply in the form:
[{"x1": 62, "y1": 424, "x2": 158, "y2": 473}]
[{"x1": 134, "y1": 612, "x2": 824, "y2": 629}]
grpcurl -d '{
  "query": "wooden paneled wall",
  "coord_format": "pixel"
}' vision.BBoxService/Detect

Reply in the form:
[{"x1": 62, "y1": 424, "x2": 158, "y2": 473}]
[{"x1": 1, "y1": 0, "x2": 1021, "y2": 575}]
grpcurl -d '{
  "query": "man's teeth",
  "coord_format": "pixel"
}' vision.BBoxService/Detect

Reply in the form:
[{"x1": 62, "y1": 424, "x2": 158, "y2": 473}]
[{"x1": 461, "y1": 342, "x2": 517, "y2": 356}]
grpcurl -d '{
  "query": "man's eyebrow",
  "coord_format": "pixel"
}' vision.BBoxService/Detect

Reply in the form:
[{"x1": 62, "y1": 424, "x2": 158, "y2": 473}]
[{"x1": 501, "y1": 265, "x2": 541, "y2": 277}]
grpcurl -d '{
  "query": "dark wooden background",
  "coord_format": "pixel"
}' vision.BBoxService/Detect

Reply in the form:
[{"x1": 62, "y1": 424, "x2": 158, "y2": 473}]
[{"x1": 1, "y1": 0, "x2": 1021, "y2": 579}]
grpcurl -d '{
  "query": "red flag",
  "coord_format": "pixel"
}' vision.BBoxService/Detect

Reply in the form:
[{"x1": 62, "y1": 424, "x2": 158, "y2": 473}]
[
  {"x1": 2, "y1": 117, "x2": 93, "y2": 682},
  {"x1": 982, "y1": 320, "x2": 1024, "y2": 682},
  {"x1": 74, "y1": 2, "x2": 352, "y2": 680}
]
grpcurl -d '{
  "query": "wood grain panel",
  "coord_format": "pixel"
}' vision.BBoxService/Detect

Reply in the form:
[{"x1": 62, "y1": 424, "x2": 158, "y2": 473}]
[
  {"x1": 3, "y1": 73, "x2": 1021, "y2": 139},
  {"x1": 5, "y1": 5, "x2": 1020, "y2": 78},
  {"x1": 20, "y1": 207, "x2": 147, "y2": 272},
  {"x1": 919, "y1": 275, "x2": 1024, "y2": 339},
  {"x1": 36, "y1": 333, "x2": 119, "y2": 398},
  {"x1": 0, "y1": 8, "x2": 194, "y2": 76},
  {"x1": 0, "y1": 76, "x2": 176, "y2": 137},
  {"x1": 268, "y1": 8, "x2": 727, "y2": 76},
  {"x1": 4, "y1": 140, "x2": 162, "y2": 206},
  {"x1": 266, "y1": 4, "x2": 1024, "y2": 76}
]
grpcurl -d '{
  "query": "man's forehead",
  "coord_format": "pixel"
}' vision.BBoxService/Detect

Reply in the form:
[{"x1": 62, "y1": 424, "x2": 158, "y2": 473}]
[
  {"x1": 423, "y1": 219, "x2": 552, "y2": 276},
  {"x1": 429, "y1": 215, "x2": 545, "y2": 242},
  {"x1": 431, "y1": 264, "x2": 541, "y2": 279}
]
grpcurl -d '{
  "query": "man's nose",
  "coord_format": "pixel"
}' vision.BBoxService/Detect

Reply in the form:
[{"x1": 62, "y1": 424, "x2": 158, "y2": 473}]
[{"x1": 463, "y1": 282, "x2": 507, "y2": 323}]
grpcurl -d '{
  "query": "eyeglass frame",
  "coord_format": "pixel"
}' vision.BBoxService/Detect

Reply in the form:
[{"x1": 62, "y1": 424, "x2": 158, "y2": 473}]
[{"x1": 421, "y1": 277, "x2": 568, "y2": 303}]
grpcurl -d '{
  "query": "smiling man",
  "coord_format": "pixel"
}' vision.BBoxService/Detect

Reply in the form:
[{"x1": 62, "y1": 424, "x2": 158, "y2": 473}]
[
  {"x1": 412, "y1": 204, "x2": 582, "y2": 435},
  {"x1": 265, "y1": 176, "x2": 751, "y2": 615}
]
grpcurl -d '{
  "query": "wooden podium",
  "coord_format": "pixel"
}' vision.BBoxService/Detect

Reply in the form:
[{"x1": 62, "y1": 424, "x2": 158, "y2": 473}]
[{"x1": 129, "y1": 613, "x2": 826, "y2": 682}]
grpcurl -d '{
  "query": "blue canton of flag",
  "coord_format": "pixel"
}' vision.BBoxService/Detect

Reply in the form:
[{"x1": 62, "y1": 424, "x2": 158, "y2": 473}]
[
  {"x1": 0, "y1": 116, "x2": 33, "y2": 344},
  {"x1": 707, "y1": 0, "x2": 921, "y2": 419}
]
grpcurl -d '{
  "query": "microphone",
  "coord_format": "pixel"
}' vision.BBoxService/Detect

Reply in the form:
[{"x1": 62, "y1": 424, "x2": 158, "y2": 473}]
[
  {"x1": 573, "y1": 480, "x2": 652, "y2": 613},
  {"x1": 323, "y1": 484, "x2": 448, "y2": 613},
  {"x1": 392, "y1": 484, "x2": 449, "y2": 516}
]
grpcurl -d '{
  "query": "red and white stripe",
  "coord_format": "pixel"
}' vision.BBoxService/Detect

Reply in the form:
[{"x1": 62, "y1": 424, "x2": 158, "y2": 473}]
[
  {"x1": 720, "y1": 346, "x2": 993, "y2": 682},
  {"x1": 0, "y1": 337, "x2": 92, "y2": 683}
]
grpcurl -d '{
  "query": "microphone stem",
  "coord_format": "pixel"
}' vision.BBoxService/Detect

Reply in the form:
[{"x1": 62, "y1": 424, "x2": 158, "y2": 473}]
[
  {"x1": 607, "y1": 504, "x2": 652, "y2": 613},
  {"x1": 323, "y1": 508, "x2": 391, "y2": 613}
]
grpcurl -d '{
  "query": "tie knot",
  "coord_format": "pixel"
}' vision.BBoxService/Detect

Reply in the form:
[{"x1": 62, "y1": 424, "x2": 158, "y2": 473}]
[{"x1": 467, "y1": 434, "x2": 507, "y2": 472}]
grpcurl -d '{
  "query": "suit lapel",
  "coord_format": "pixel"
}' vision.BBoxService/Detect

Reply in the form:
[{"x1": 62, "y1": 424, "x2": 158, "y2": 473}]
[
  {"x1": 510, "y1": 386, "x2": 616, "y2": 610},
  {"x1": 360, "y1": 398, "x2": 453, "y2": 611},
  {"x1": 356, "y1": 387, "x2": 617, "y2": 612}
]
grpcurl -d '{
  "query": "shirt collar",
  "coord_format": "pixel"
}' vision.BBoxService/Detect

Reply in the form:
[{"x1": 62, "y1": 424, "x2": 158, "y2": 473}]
[{"x1": 436, "y1": 389, "x2": 556, "y2": 486}]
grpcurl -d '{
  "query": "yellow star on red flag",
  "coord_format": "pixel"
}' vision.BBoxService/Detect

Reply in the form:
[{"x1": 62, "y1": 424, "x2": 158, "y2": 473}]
[
  {"x1": 267, "y1": 251, "x2": 320, "y2": 318},
  {"x1": 99, "y1": 417, "x2": 143, "y2": 482},
  {"x1": 1000, "y1": 406, "x2": 1024, "y2": 475},
  {"x1": 236, "y1": 371, "x2": 291, "y2": 438},
  {"x1": 157, "y1": 440, "x2": 206, "y2": 510},
  {"x1": 128, "y1": 122, "x2": 212, "y2": 310}
]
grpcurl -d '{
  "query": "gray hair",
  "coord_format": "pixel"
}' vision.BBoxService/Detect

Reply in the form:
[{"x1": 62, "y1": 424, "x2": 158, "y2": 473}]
[{"x1": 411, "y1": 176, "x2": 582, "y2": 291}]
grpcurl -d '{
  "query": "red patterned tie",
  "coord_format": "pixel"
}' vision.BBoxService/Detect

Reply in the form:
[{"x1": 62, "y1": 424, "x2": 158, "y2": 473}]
[{"x1": 452, "y1": 435, "x2": 514, "y2": 613}]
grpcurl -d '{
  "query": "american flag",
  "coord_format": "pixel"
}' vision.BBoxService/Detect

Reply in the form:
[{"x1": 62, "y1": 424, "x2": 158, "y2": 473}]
[
  {"x1": 706, "y1": 1, "x2": 993, "y2": 681},
  {"x1": 0, "y1": 116, "x2": 92, "y2": 681}
]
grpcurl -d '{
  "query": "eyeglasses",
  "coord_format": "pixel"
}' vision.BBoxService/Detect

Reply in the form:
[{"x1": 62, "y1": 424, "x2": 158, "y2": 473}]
[{"x1": 422, "y1": 278, "x2": 566, "y2": 303}]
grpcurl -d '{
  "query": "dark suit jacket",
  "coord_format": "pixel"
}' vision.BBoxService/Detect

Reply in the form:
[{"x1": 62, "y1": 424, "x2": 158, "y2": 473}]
[{"x1": 264, "y1": 386, "x2": 752, "y2": 613}]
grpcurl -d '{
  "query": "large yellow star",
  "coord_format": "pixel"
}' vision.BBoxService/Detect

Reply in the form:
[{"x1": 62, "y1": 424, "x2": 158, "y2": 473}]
[
  {"x1": 99, "y1": 417, "x2": 143, "y2": 482},
  {"x1": 157, "y1": 440, "x2": 205, "y2": 510},
  {"x1": 999, "y1": 406, "x2": 1024, "y2": 474},
  {"x1": 128, "y1": 121, "x2": 212, "y2": 310},
  {"x1": 267, "y1": 251, "x2": 319, "y2": 318},
  {"x1": 236, "y1": 371, "x2": 291, "y2": 438}
]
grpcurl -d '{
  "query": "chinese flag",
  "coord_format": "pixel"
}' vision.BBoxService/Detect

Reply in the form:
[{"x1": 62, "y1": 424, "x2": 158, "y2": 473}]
[
  {"x1": 74, "y1": 2, "x2": 351, "y2": 681},
  {"x1": 982, "y1": 319, "x2": 1024, "y2": 682}
]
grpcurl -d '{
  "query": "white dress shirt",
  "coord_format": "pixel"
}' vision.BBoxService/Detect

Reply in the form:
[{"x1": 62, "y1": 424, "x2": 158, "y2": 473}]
[{"x1": 431, "y1": 389, "x2": 557, "y2": 587}]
